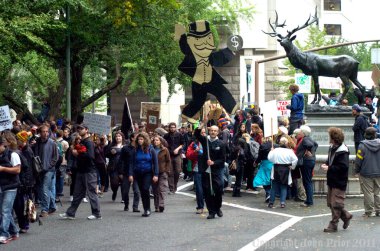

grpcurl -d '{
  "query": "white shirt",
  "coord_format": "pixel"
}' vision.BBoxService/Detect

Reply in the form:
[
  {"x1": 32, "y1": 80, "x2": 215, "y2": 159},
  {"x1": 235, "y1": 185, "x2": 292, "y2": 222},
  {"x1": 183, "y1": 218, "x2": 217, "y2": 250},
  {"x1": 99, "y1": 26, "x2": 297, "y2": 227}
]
[
  {"x1": 10, "y1": 152, "x2": 21, "y2": 167},
  {"x1": 267, "y1": 147, "x2": 298, "y2": 169}
]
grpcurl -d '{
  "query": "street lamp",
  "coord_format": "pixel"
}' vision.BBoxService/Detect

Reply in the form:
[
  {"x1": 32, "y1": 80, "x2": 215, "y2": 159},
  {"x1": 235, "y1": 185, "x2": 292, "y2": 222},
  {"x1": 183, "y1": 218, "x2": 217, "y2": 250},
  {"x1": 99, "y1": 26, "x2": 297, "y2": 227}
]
[{"x1": 245, "y1": 58, "x2": 253, "y2": 107}]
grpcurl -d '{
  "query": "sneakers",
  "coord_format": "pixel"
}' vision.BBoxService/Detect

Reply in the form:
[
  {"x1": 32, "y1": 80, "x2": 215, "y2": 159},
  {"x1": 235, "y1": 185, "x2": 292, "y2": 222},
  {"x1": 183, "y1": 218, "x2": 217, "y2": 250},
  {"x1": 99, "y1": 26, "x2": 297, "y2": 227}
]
[
  {"x1": 87, "y1": 215, "x2": 102, "y2": 220},
  {"x1": 300, "y1": 203, "x2": 312, "y2": 208},
  {"x1": 268, "y1": 203, "x2": 273, "y2": 208},
  {"x1": 362, "y1": 212, "x2": 376, "y2": 217},
  {"x1": 83, "y1": 198, "x2": 88, "y2": 203},
  {"x1": 133, "y1": 208, "x2": 141, "y2": 213},
  {"x1": 0, "y1": 235, "x2": 17, "y2": 245},
  {"x1": 323, "y1": 227, "x2": 337, "y2": 233},
  {"x1": 59, "y1": 213, "x2": 75, "y2": 220},
  {"x1": 39, "y1": 211, "x2": 49, "y2": 217},
  {"x1": 124, "y1": 206, "x2": 129, "y2": 212},
  {"x1": 265, "y1": 195, "x2": 270, "y2": 203},
  {"x1": 280, "y1": 203, "x2": 286, "y2": 208},
  {"x1": 142, "y1": 210, "x2": 151, "y2": 217},
  {"x1": 196, "y1": 209, "x2": 204, "y2": 214},
  {"x1": 159, "y1": 207, "x2": 164, "y2": 213}
]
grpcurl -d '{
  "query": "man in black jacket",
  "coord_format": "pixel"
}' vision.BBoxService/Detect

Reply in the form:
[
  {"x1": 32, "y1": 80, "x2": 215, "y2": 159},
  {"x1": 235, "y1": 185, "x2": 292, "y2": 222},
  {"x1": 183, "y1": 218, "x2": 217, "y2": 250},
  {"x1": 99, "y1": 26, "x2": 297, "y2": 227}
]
[
  {"x1": 60, "y1": 124, "x2": 101, "y2": 220},
  {"x1": 195, "y1": 125, "x2": 226, "y2": 219},
  {"x1": 352, "y1": 104, "x2": 369, "y2": 153},
  {"x1": 321, "y1": 127, "x2": 352, "y2": 232}
]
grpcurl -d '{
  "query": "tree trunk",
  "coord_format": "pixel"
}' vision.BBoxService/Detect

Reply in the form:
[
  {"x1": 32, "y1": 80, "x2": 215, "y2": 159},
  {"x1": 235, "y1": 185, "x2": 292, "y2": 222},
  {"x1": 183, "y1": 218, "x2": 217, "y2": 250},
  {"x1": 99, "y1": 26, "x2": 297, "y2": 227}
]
[
  {"x1": 47, "y1": 67, "x2": 66, "y2": 121},
  {"x1": 71, "y1": 65, "x2": 84, "y2": 123}
]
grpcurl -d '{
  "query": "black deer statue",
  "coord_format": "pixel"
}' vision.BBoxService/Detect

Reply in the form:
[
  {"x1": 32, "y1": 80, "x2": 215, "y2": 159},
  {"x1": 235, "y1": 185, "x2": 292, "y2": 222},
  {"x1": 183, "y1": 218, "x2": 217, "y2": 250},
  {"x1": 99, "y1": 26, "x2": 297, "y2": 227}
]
[{"x1": 263, "y1": 8, "x2": 366, "y2": 105}]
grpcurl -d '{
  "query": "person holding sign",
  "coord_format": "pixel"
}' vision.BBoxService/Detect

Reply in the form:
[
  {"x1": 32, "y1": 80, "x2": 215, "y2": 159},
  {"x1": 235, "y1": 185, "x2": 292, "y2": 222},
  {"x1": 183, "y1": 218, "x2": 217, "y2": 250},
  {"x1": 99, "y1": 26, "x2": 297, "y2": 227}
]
[{"x1": 286, "y1": 84, "x2": 304, "y2": 135}]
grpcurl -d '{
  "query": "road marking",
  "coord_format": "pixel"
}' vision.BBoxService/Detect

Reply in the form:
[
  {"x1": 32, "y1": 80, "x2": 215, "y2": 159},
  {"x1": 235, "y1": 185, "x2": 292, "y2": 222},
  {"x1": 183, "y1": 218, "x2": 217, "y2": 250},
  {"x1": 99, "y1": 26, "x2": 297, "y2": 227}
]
[
  {"x1": 238, "y1": 217, "x2": 303, "y2": 251},
  {"x1": 177, "y1": 191, "x2": 296, "y2": 218},
  {"x1": 303, "y1": 209, "x2": 364, "y2": 219},
  {"x1": 177, "y1": 182, "x2": 194, "y2": 192}
]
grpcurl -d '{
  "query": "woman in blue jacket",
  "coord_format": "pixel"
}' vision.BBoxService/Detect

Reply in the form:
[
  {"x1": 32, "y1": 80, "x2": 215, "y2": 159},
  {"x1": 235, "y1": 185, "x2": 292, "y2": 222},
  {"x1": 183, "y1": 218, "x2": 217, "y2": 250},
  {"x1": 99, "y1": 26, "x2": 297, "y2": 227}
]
[{"x1": 129, "y1": 133, "x2": 158, "y2": 217}]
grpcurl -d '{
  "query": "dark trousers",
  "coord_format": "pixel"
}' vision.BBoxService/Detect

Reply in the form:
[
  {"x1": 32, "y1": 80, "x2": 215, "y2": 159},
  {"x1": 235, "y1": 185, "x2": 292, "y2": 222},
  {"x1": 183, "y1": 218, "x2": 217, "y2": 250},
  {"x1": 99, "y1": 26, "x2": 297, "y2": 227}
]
[
  {"x1": 202, "y1": 168, "x2": 224, "y2": 215},
  {"x1": 182, "y1": 82, "x2": 237, "y2": 118},
  {"x1": 13, "y1": 188, "x2": 32, "y2": 230},
  {"x1": 289, "y1": 118, "x2": 303, "y2": 135},
  {"x1": 109, "y1": 171, "x2": 121, "y2": 200},
  {"x1": 69, "y1": 171, "x2": 77, "y2": 196},
  {"x1": 121, "y1": 176, "x2": 140, "y2": 209},
  {"x1": 96, "y1": 163, "x2": 107, "y2": 187},
  {"x1": 233, "y1": 163, "x2": 244, "y2": 195},
  {"x1": 168, "y1": 155, "x2": 182, "y2": 192},
  {"x1": 300, "y1": 159, "x2": 315, "y2": 205},
  {"x1": 135, "y1": 172, "x2": 153, "y2": 211},
  {"x1": 66, "y1": 172, "x2": 101, "y2": 217}
]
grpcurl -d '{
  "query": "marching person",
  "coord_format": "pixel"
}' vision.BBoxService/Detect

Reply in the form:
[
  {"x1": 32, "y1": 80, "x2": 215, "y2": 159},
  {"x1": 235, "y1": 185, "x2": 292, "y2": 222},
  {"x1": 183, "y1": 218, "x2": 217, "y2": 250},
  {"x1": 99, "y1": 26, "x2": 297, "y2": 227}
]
[
  {"x1": 195, "y1": 125, "x2": 226, "y2": 219},
  {"x1": 354, "y1": 127, "x2": 380, "y2": 217},
  {"x1": 152, "y1": 136, "x2": 171, "y2": 213},
  {"x1": 60, "y1": 124, "x2": 102, "y2": 220},
  {"x1": 321, "y1": 127, "x2": 352, "y2": 232},
  {"x1": 128, "y1": 133, "x2": 159, "y2": 217}
]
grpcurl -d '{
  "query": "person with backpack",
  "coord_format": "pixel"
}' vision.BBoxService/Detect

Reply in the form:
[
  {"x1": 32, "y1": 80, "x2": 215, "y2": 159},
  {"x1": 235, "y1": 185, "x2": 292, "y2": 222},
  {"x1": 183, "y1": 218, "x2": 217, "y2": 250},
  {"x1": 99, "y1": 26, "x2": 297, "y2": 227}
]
[
  {"x1": 0, "y1": 135, "x2": 21, "y2": 244},
  {"x1": 14, "y1": 131, "x2": 35, "y2": 233},
  {"x1": 128, "y1": 132, "x2": 159, "y2": 217}
]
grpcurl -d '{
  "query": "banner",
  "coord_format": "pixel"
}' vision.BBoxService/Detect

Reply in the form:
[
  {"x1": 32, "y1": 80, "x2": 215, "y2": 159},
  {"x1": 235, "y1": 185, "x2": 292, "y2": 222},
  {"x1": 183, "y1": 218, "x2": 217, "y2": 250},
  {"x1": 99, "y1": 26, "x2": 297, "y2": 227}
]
[
  {"x1": 146, "y1": 110, "x2": 160, "y2": 132},
  {"x1": 295, "y1": 73, "x2": 311, "y2": 93},
  {"x1": 83, "y1": 113, "x2": 112, "y2": 136},
  {"x1": 277, "y1": 100, "x2": 291, "y2": 117},
  {"x1": 140, "y1": 102, "x2": 160, "y2": 119},
  {"x1": 121, "y1": 97, "x2": 134, "y2": 136},
  {"x1": 0, "y1": 105, "x2": 12, "y2": 131}
]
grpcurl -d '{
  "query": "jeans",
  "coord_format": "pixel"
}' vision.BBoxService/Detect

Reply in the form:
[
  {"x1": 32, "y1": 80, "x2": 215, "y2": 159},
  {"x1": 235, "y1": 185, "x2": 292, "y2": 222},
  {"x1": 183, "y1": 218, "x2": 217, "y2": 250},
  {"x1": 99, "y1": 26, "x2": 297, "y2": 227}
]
[
  {"x1": 40, "y1": 171, "x2": 56, "y2": 212},
  {"x1": 270, "y1": 180, "x2": 287, "y2": 204},
  {"x1": 135, "y1": 172, "x2": 153, "y2": 211},
  {"x1": 193, "y1": 171, "x2": 204, "y2": 210},
  {"x1": 0, "y1": 189, "x2": 19, "y2": 238},
  {"x1": 300, "y1": 159, "x2": 315, "y2": 205}
]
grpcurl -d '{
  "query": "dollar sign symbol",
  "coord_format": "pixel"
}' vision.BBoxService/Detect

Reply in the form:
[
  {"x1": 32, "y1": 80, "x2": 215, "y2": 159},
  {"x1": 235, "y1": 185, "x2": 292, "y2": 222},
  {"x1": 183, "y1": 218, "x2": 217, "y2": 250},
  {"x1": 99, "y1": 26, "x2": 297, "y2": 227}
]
[{"x1": 231, "y1": 36, "x2": 239, "y2": 50}]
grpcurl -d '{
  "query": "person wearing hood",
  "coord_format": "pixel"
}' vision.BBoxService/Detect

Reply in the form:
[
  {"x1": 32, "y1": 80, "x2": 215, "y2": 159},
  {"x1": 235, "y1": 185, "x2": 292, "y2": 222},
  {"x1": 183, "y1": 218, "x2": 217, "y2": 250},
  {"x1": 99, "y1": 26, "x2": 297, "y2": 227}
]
[
  {"x1": 352, "y1": 104, "x2": 370, "y2": 153},
  {"x1": 321, "y1": 127, "x2": 352, "y2": 233},
  {"x1": 286, "y1": 84, "x2": 304, "y2": 135},
  {"x1": 355, "y1": 127, "x2": 380, "y2": 217}
]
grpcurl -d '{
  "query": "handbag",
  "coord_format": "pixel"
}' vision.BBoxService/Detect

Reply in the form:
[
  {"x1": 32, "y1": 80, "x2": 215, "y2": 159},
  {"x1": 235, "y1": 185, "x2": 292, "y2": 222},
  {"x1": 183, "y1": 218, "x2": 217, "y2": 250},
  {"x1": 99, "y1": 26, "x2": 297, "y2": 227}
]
[{"x1": 32, "y1": 156, "x2": 43, "y2": 174}]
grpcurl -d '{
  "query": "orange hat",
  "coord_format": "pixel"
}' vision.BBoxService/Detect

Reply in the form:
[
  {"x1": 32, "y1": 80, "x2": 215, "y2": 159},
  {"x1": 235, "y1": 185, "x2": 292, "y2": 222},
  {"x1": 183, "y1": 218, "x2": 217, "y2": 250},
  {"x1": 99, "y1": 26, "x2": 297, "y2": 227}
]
[{"x1": 16, "y1": 131, "x2": 32, "y2": 143}]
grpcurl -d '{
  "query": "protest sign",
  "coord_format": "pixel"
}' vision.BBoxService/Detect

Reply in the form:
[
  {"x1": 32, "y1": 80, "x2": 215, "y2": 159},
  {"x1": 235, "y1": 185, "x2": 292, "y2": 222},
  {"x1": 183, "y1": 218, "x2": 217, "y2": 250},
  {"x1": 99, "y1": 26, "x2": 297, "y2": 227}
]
[
  {"x1": 0, "y1": 105, "x2": 12, "y2": 131},
  {"x1": 83, "y1": 113, "x2": 112, "y2": 136}
]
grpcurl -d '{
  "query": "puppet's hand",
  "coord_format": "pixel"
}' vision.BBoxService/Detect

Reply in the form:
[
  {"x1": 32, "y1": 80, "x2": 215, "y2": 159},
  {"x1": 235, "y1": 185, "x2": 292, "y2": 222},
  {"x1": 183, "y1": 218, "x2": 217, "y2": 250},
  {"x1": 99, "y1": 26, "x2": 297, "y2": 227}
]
[{"x1": 174, "y1": 24, "x2": 186, "y2": 41}]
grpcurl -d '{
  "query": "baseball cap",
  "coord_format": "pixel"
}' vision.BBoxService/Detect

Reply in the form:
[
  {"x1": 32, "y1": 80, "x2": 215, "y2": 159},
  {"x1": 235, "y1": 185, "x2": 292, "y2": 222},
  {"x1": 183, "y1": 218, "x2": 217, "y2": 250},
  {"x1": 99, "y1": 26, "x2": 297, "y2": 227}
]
[
  {"x1": 77, "y1": 123, "x2": 89, "y2": 129},
  {"x1": 352, "y1": 104, "x2": 362, "y2": 112}
]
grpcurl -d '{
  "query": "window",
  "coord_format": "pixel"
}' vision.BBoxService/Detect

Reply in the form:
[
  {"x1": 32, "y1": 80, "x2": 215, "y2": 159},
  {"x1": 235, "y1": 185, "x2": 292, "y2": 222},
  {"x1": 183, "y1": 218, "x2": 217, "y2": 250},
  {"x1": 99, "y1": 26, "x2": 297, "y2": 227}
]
[
  {"x1": 324, "y1": 24, "x2": 342, "y2": 35},
  {"x1": 324, "y1": 0, "x2": 341, "y2": 11}
]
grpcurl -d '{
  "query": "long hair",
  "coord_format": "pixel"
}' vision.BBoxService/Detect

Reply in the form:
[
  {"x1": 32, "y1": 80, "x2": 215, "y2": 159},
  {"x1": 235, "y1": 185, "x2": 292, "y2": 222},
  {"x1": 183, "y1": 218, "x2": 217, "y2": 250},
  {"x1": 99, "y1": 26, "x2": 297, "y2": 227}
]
[
  {"x1": 153, "y1": 135, "x2": 168, "y2": 149},
  {"x1": 111, "y1": 131, "x2": 125, "y2": 147},
  {"x1": 2, "y1": 131, "x2": 17, "y2": 150},
  {"x1": 135, "y1": 132, "x2": 151, "y2": 153}
]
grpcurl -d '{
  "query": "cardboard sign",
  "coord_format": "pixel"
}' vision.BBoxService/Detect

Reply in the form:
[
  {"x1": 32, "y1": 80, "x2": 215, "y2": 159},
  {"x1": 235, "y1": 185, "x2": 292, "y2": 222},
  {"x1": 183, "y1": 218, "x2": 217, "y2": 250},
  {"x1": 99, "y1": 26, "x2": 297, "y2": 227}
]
[
  {"x1": 146, "y1": 110, "x2": 160, "y2": 132},
  {"x1": 295, "y1": 73, "x2": 311, "y2": 93},
  {"x1": 262, "y1": 100, "x2": 278, "y2": 138},
  {"x1": 277, "y1": 100, "x2": 291, "y2": 117},
  {"x1": 140, "y1": 102, "x2": 160, "y2": 119},
  {"x1": 0, "y1": 105, "x2": 12, "y2": 131},
  {"x1": 83, "y1": 113, "x2": 112, "y2": 136}
]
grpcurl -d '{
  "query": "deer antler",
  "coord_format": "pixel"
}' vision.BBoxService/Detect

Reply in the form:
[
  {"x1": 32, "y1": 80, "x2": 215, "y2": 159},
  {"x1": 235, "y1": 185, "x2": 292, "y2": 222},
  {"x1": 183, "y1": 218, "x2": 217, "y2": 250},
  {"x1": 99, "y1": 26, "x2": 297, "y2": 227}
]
[
  {"x1": 286, "y1": 7, "x2": 318, "y2": 38},
  {"x1": 262, "y1": 11, "x2": 286, "y2": 39}
]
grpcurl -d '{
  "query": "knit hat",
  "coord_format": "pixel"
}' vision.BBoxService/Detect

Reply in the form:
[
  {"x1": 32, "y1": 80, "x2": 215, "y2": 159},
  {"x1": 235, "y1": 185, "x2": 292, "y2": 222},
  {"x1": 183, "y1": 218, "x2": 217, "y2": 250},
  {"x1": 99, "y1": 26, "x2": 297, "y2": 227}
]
[
  {"x1": 218, "y1": 118, "x2": 228, "y2": 128},
  {"x1": 352, "y1": 104, "x2": 362, "y2": 112},
  {"x1": 16, "y1": 131, "x2": 32, "y2": 143}
]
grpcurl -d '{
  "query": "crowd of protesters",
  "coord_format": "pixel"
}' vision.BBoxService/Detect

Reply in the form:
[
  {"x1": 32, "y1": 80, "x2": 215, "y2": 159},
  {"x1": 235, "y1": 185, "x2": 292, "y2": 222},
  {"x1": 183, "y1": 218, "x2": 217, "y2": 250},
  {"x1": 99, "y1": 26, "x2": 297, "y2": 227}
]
[{"x1": 2, "y1": 84, "x2": 380, "y2": 244}]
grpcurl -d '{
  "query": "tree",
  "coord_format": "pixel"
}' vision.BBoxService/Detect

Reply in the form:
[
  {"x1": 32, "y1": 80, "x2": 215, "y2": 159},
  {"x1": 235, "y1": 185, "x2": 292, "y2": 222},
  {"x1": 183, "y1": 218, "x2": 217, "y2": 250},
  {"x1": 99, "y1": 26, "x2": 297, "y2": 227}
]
[{"x1": 0, "y1": 0, "x2": 254, "y2": 123}]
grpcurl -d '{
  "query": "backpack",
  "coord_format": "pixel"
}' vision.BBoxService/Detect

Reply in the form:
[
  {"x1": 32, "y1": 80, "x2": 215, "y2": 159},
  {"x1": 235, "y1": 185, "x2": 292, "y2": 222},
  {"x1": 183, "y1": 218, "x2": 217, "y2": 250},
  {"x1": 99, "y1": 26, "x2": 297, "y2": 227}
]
[
  {"x1": 248, "y1": 139, "x2": 260, "y2": 161},
  {"x1": 56, "y1": 140, "x2": 63, "y2": 157}
]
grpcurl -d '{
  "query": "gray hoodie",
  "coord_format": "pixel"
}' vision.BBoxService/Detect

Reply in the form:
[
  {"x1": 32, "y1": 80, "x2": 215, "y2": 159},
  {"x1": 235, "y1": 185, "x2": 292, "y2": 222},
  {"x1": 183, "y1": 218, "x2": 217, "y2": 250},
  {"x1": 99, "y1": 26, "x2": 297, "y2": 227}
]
[{"x1": 355, "y1": 139, "x2": 380, "y2": 177}]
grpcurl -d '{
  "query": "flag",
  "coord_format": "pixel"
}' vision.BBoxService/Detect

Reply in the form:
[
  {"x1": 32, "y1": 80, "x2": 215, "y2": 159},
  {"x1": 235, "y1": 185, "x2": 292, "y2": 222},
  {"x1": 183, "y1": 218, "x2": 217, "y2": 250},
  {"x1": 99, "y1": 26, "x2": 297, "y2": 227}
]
[{"x1": 121, "y1": 97, "x2": 134, "y2": 137}]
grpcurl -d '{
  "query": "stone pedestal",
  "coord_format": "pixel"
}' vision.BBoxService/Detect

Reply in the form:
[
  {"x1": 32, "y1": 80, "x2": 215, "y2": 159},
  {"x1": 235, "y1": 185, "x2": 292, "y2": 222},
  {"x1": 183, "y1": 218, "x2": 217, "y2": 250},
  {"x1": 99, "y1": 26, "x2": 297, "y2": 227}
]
[{"x1": 305, "y1": 105, "x2": 370, "y2": 195}]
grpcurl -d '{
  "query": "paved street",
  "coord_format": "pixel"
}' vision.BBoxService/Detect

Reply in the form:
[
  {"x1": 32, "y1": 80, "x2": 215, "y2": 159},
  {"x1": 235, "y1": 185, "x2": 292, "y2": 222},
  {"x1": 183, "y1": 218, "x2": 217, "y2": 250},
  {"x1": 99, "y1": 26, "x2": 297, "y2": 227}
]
[{"x1": 5, "y1": 180, "x2": 380, "y2": 251}]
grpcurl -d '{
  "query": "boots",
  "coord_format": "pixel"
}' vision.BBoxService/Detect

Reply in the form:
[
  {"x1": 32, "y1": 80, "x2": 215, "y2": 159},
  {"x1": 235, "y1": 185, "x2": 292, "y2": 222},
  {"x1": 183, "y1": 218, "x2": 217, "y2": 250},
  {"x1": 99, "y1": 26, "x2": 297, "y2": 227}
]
[{"x1": 323, "y1": 221, "x2": 337, "y2": 232}]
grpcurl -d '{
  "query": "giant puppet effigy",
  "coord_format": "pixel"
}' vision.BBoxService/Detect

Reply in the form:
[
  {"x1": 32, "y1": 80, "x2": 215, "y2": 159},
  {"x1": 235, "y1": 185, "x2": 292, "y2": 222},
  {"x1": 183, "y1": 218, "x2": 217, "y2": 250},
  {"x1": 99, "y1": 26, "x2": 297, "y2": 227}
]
[
  {"x1": 177, "y1": 20, "x2": 240, "y2": 122},
  {"x1": 263, "y1": 8, "x2": 366, "y2": 105}
]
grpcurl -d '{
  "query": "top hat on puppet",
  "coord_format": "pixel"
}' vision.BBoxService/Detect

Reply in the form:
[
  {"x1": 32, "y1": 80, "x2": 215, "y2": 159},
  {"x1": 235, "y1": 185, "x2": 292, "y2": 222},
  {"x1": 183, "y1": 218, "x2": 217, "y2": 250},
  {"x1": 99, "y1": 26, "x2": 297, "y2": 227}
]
[{"x1": 188, "y1": 20, "x2": 211, "y2": 37}]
